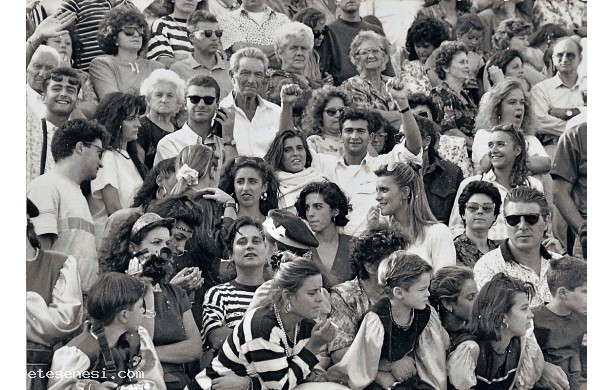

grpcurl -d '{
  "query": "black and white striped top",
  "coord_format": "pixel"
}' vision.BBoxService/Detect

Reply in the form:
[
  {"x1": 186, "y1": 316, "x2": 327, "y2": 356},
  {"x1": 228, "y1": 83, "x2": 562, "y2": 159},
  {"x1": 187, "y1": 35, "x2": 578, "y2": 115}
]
[
  {"x1": 147, "y1": 15, "x2": 193, "y2": 61},
  {"x1": 201, "y1": 280, "x2": 260, "y2": 347},
  {"x1": 193, "y1": 306, "x2": 319, "y2": 390}
]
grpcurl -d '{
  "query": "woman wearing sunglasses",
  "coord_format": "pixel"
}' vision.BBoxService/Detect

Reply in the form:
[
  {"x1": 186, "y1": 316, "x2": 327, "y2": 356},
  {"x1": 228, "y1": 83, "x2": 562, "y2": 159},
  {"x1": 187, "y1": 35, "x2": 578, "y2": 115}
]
[
  {"x1": 89, "y1": 7, "x2": 164, "y2": 100},
  {"x1": 294, "y1": 8, "x2": 334, "y2": 84},
  {"x1": 302, "y1": 85, "x2": 351, "y2": 158}
]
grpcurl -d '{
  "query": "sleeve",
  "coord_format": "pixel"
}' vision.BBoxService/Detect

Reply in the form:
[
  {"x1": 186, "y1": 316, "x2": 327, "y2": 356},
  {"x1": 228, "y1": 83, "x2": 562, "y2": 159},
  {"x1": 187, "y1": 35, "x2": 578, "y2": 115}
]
[
  {"x1": 471, "y1": 129, "x2": 490, "y2": 168},
  {"x1": 530, "y1": 82, "x2": 566, "y2": 137},
  {"x1": 59, "y1": 0, "x2": 78, "y2": 13},
  {"x1": 525, "y1": 135, "x2": 549, "y2": 158},
  {"x1": 136, "y1": 326, "x2": 167, "y2": 390},
  {"x1": 90, "y1": 153, "x2": 118, "y2": 195},
  {"x1": 175, "y1": 283, "x2": 193, "y2": 313},
  {"x1": 27, "y1": 182, "x2": 60, "y2": 236},
  {"x1": 415, "y1": 307, "x2": 450, "y2": 389},
  {"x1": 427, "y1": 224, "x2": 457, "y2": 272},
  {"x1": 372, "y1": 142, "x2": 423, "y2": 170},
  {"x1": 147, "y1": 19, "x2": 173, "y2": 60},
  {"x1": 326, "y1": 289, "x2": 359, "y2": 353},
  {"x1": 514, "y1": 336, "x2": 545, "y2": 390},
  {"x1": 550, "y1": 128, "x2": 579, "y2": 183},
  {"x1": 473, "y1": 255, "x2": 501, "y2": 289},
  {"x1": 201, "y1": 286, "x2": 227, "y2": 344},
  {"x1": 88, "y1": 57, "x2": 120, "y2": 100},
  {"x1": 247, "y1": 282, "x2": 271, "y2": 312},
  {"x1": 446, "y1": 340, "x2": 479, "y2": 390},
  {"x1": 153, "y1": 137, "x2": 175, "y2": 167},
  {"x1": 47, "y1": 346, "x2": 93, "y2": 390},
  {"x1": 26, "y1": 256, "x2": 83, "y2": 346},
  {"x1": 326, "y1": 312, "x2": 384, "y2": 390}
]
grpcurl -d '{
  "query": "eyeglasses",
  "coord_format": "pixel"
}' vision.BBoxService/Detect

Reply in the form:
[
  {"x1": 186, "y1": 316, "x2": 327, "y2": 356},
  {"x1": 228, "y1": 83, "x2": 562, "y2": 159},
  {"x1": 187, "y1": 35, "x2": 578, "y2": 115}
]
[
  {"x1": 415, "y1": 111, "x2": 430, "y2": 118},
  {"x1": 187, "y1": 95, "x2": 217, "y2": 105},
  {"x1": 83, "y1": 142, "x2": 105, "y2": 159},
  {"x1": 505, "y1": 214, "x2": 541, "y2": 226},
  {"x1": 357, "y1": 46, "x2": 385, "y2": 57},
  {"x1": 312, "y1": 25, "x2": 328, "y2": 38},
  {"x1": 465, "y1": 202, "x2": 495, "y2": 214},
  {"x1": 371, "y1": 133, "x2": 388, "y2": 141},
  {"x1": 50, "y1": 74, "x2": 80, "y2": 86},
  {"x1": 193, "y1": 29, "x2": 223, "y2": 39},
  {"x1": 324, "y1": 107, "x2": 346, "y2": 117},
  {"x1": 120, "y1": 26, "x2": 145, "y2": 36}
]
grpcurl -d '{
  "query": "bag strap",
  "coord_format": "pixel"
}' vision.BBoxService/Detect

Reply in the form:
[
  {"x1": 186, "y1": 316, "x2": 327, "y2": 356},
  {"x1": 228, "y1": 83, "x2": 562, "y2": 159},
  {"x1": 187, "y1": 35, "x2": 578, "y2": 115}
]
[
  {"x1": 40, "y1": 118, "x2": 48, "y2": 176},
  {"x1": 91, "y1": 323, "x2": 119, "y2": 383}
]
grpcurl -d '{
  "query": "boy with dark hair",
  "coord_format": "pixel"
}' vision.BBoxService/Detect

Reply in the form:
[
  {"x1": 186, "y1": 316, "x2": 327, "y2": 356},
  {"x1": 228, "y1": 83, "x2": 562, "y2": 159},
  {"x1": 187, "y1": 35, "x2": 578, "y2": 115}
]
[{"x1": 533, "y1": 256, "x2": 587, "y2": 390}]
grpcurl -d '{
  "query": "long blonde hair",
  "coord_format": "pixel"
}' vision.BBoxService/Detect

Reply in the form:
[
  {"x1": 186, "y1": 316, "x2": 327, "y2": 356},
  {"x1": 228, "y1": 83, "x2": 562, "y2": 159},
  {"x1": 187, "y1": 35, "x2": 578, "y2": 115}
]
[{"x1": 170, "y1": 144, "x2": 218, "y2": 195}]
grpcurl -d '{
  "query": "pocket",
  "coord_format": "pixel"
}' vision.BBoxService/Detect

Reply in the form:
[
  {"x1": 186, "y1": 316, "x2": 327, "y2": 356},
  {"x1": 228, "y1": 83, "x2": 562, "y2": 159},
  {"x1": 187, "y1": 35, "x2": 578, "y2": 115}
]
[{"x1": 429, "y1": 186, "x2": 457, "y2": 200}]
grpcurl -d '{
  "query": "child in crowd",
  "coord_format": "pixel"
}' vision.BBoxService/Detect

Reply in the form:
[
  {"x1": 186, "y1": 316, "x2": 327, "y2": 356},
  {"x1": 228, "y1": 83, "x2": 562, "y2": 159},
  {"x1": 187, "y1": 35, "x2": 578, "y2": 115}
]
[
  {"x1": 455, "y1": 14, "x2": 486, "y2": 105},
  {"x1": 533, "y1": 256, "x2": 587, "y2": 390},
  {"x1": 47, "y1": 273, "x2": 165, "y2": 390},
  {"x1": 328, "y1": 251, "x2": 449, "y2": 389}
]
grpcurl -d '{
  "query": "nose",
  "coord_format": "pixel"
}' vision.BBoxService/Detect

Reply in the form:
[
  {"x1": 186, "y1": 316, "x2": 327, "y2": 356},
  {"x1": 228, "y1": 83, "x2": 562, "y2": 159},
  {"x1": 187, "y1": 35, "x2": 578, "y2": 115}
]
[
  {"x1": 424, "y1": 289, "x2": 430, "y2": 298},
  {"x1": 517, "y1": 216, "x2": 529, "y2": 229},
  {"x1": 527, "y1": 308, "x2": 534, "y2": 320},
  {"x1": 375, "y1": 191, "x2": 382, "y2": 201},
  {"x1": 314, "y1": 290, "x2": 324, "y2": 303}
]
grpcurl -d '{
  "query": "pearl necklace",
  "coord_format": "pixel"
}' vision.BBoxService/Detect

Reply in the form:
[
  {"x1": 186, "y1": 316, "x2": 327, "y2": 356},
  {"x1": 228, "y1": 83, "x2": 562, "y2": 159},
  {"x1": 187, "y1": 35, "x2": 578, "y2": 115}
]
[{"x1": 273, "y1": 304, "x2": 300, "y2": 358}]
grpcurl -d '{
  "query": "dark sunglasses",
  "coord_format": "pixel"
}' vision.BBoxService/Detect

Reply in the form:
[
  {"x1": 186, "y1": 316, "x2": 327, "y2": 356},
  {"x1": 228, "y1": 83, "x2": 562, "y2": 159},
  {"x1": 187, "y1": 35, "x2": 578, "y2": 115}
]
[
  {"x1": 465, "y1": 202, "x2": 495, "y2": 214},
  {"x1": 193, "y1": 29, "x2": 223, "y2": 39},
  {"x1": 120, "y1": 26, "x2": 145, "y2": 36},
  {"x1": 50, "y1": 74, "x2": 80, "y2": 86},
  {"x1": 324, "y1": 107, "x2": 346, "y2": 116},
  {"x1": 313, "y1": 25, "x2": 329, "y2": 38},
  {"x1": 187, "y1": 95, "x2": 217, "y2": 105},
  {"x1": 505, "y1": 214, "x2": 541, "y2": 226}
]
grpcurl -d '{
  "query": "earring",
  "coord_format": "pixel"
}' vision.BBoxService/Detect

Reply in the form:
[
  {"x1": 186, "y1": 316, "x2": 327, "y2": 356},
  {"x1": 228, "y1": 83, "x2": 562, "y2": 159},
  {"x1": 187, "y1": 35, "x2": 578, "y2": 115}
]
[
  {"x1": 260, "y1": 192, "x2": 268, "y2": 201},
  {"x1": 156, "y1": 185, "x2": 167, "y2": 200},
  {"x1": 502, "y1": 318, "x2": 509, "y2": 330},
  {"x1": 284, "y1": 302, "x2": 292, "y2": 314}
]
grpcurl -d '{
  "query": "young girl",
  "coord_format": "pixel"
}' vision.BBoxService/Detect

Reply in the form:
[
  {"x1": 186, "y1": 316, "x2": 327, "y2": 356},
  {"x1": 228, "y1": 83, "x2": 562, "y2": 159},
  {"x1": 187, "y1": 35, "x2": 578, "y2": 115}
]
[
  {"x1": 447, "y1": 273, "x2": 544, "y2": 390},
  {"x1": 328, "y1": 251, "x2": 450, "y2": 389}
]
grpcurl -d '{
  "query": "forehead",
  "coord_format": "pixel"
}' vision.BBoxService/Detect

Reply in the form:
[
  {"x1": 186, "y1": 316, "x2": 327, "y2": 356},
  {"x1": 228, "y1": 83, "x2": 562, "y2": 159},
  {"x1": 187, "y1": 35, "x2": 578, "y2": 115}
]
[
  {"x1": 193, "y1": 21, "x2": 218, "y2": 31},
  {"x1": 511, "y1": 292, "x2": 529, "y2": 307},
  {"x1": 305, "y1": 192, "x2": 329, "y2": 205},
  {"x1": 489, "y1": 130, "x2": 513, "y2": 142},
  {"x1": 342, "y1": 119, "x2": 369, "y2": 131},
  {"x1": 298, "y1": 274, "x2": 323, "y2": 291},
  {"x1": 237, "y1": 57, "x2": 265, "y2": 72},
  {"x1": 408, "y1": 272, "x2": 431, "y2": 290},
  {"x1": 507, "y1": 57, "x2": 523, "y2": 66},
  {"x1": 235, "y1": 225, "x2": 263, "y2": 239},
  {"x1": 505, "y1": 201, "x2": 541, "y2": 215},
  {"x1": 143, "y1": 226, "x2": 171, "y2": 240},
  {"x1": 325, "y1": 97, "x2": 344, "y2": 108},
  {"x1": 186, "y1": 85, "x2": 216, "y2": 97},
  {"x1": 451, "y1": 51, "x2": 468, "y2": 62},
  {"x1": 553, "y1": 40, "x2": 579, "y2": 55},
  {"x1": 90, "y1": 138, "x2": 103, "y2": 148},
  {"x1": 460, "y1": 279, "x2": 478, "y2": 295},
  {"x1": 50, "y1": 32, "x2": 71, "y2": 41},
  {"x1": 359, "y1": 38, "x2": 382, "y2": 49},
  {"x1": 467, "y1": 193, "x2": 494, "y2": 204},
  {"x1": 46, "y1": 77, "x2": 77, "y2": 90},
  {"x1": 376, "y1": 175, "x2": 399, "y2": 189},
  {"x1": 173, "y1": 220, "x2": 193, "y2": 234},
  {"x1": 283, "y1": 136, "x2": 304, "y2": 148},
  {"x1": 503, "y1": 88, "x2": 525, "y2": 100},
  {"x1": 235, "y1": 166, "x2": 263, "y2": 179},
  {"x1": 466, "y1": 29, "x2": 483, "y2": 38},
  {"x1": 153, "y1": 81, "x2": 178, "y2": 93}
]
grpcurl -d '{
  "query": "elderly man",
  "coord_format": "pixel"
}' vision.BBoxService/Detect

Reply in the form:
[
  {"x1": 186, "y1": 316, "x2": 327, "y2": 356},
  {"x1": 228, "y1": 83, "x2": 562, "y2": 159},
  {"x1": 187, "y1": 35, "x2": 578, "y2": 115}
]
[
  {"x1": 154, "y1": 75, "x2": 236, "y2": 167},
  {"x1": 27, "y1": 45, "x2": 61, "y2": 119},
  {"x1": 170, "y1": 11, "x2": 233, "y2": 100},
  {"x1": 27, "y1": 67, "x2": 83, "y2": 184},
  {"x1": 27, "y1": 119, "x2": 109, "y2": 294},
  {"x1": 218, "y1": 47, "x2": 282, "y2": 157},
  {"x1": 531, "y1": 38, "x2": 586, "y2": 159}
]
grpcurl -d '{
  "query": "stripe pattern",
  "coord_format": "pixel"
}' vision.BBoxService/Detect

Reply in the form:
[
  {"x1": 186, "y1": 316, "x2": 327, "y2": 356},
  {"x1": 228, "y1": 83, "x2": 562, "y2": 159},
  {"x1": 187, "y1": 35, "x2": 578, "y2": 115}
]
[{"x1": 147, "y1": 16, "x2": 193, "y2": 61}]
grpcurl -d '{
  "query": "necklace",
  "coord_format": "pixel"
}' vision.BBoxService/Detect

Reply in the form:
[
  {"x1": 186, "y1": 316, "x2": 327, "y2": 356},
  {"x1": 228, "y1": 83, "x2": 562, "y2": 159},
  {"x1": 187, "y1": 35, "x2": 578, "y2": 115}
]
[
  {"x1": 117, "y1": 149, "x2": 131, "y2": 160},
  {"x1": 273, "y1": 304, "x2": 300, "y2": 358}
]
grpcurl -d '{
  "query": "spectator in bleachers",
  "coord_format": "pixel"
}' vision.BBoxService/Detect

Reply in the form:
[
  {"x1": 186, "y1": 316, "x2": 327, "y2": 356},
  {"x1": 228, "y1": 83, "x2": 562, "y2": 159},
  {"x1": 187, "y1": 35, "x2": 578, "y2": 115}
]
[
  {"x1": 522, "y1": 22, "x2": 569, "y2": 78},
  {"x1": 367, "y1": 111, "x2": 399, "y2": 156},
  {"x1": 293, "y1": 7, "x2": 334, "y2": 83},
  {"x1": 478, "y1": 0, "x2": 534, "y2": 59},
  {"x1": 27, "y1": 45, "x2": 61, "y2": 119},
  {"x1": 416, "y1": 0, "x2": 474, "y2": 39}
]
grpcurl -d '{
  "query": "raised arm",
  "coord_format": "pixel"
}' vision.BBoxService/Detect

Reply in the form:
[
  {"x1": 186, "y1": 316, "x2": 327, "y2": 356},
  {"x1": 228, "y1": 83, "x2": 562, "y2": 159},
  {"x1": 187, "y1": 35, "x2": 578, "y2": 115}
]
[{"x1": 386, "y1": 78, "x2": 421, "y2": 155}]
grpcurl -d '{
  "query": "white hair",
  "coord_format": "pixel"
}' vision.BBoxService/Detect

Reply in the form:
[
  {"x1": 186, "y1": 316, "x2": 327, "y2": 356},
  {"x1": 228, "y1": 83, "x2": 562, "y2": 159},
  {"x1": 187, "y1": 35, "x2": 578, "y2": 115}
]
[
  {"x1": 273, "y1": 21, "x2": 314, "y2": 58},
  {"x1": 140, "y1": 69, "x2": 186, "y2": 108},
  {"x1": 28, "y1": 45, "x2": 61, "y2": 68}
]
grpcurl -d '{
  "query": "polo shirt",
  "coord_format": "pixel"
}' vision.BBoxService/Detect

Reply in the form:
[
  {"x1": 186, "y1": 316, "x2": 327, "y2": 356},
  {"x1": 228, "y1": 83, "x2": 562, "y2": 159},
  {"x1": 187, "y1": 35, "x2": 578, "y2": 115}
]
[
  {"x1": 153, "y1": 122, "x2": 225, "y2": 167},
  {"x1": 170, "y1": 53, "x2": 233, "y2": 100}
]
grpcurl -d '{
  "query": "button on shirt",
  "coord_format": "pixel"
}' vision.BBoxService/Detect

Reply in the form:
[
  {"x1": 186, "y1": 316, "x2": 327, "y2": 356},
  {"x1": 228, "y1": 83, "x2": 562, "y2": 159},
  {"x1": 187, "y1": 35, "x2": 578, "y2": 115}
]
[
  {"x1": 311, "y1": 143, "x2": 422, "y2": 237},
  {"x1": 219, "y1": 93, "x2": 281, "y2": 157},
  {"x1": 170, "y1": 53, "x2": 233, "y2": 100},
  {"x1": 218, "y1": 5, "x2": 290, "y2": 51},
  {"x1": 153, "y1": 123, "x2": 225, "y2": 166}
]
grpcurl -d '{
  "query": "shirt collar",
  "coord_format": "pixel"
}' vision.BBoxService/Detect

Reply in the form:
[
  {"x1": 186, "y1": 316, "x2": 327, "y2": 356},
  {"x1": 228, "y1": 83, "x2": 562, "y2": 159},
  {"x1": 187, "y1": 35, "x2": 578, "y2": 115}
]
[
  {"x1": 221, "y1": 91, "x2": 273, "y2": 111},
  {"x1": 423, "y1": 154, "x2": 445, "y2": 175},
  {"x1": 500, "y1": 239, "x2": 553, "y2": 263},
  {"x1": 186, "y1": 53, "x2": 229, "y2": 70},
  {"x1": 552, "y1": 73, "x2": 584, "y2": 90}
]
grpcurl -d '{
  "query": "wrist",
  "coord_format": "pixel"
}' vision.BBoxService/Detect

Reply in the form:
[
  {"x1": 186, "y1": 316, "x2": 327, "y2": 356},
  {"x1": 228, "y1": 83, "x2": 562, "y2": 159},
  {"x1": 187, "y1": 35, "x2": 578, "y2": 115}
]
[{"x1": 223, "y1": 138, "x2": 236, "y2": 147}]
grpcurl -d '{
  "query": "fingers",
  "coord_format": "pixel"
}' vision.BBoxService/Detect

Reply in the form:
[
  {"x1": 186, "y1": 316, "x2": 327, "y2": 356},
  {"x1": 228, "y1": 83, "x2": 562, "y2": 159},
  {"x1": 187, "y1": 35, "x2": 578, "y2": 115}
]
[{"x1": 126, "y1": 257, "x2": 143, "y2": 276}]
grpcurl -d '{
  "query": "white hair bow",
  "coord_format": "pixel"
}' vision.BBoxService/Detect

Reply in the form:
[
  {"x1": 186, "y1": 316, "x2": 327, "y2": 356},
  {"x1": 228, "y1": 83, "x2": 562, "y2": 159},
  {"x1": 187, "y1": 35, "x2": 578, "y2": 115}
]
[{"x1": 176, "y1": 164, "x2": 199, "y2": 186}]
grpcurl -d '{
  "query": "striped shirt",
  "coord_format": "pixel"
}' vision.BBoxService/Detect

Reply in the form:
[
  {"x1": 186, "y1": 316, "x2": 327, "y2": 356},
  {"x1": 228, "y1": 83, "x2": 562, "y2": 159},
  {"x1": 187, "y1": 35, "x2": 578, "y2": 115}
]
[
  {"x1": 194, "y1": 306, "x2": 319, "y2": 390},
  {"x1": 147, "y1": 15, "x2": 193, "y2": 61},
  {"x1": 201, "y1": 280, "x2": 260, "y2": 346}
]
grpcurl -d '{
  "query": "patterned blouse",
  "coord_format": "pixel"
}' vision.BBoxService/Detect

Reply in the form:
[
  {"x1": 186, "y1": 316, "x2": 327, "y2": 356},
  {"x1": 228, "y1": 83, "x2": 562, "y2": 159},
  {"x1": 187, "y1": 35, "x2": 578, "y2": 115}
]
[
  {"x1": 218, "y1": 5, "x2": 290, "y2": 50},
  {"x1": 416, "y1": 2, "x2": 472, "y2": 39},
  {"x1": 453, "y1": 232, "x2": 498, "y2": 269},
  {"x1": 327, "y1": 278, "x2": 373, "y2": 353},
  {"x1": 400, "y1": 59, "x2": 432, "y2": 95},
  {"x1": 341, "y1": 74, "x2": 398, "y2": 111},
  {"x1": 533, "y1": 0, "x2": 586, "y2": 31},
  {"x1": 431, "y1": 82, "x2": 478, "y2": 138}
]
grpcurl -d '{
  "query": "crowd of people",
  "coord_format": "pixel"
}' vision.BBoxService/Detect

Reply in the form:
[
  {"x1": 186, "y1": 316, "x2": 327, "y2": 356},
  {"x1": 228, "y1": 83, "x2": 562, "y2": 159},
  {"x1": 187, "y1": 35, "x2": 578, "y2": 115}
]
[{"x1": 25, "y1": 0, "x2": 588, "y2": 389}]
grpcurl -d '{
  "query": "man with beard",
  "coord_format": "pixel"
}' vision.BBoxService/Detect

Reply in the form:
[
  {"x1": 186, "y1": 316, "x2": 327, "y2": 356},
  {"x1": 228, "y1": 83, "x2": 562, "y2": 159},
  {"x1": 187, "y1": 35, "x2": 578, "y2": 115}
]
[
  {"x1": 27, "y1": 119, "x2": 108, "y2": 294},
  {"x1": 26, "y1": 198, "x2": 82, "y2": 390},
  {"x1": 27, "y1": 67, "x2": 82, "y2": 184},
  {"x1": 154, "y1": 75, "x2": 236, "y2": 167}
]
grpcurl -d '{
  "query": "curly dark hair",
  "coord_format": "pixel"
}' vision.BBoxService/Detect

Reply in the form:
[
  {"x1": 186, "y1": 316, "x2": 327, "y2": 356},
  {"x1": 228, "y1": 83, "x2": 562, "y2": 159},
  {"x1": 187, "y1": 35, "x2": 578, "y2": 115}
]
[
  {"x1": 97, "y1": 6, "x2": 150, "y2": 55},
  {"x1": 264, "y1": 129, "x2": 313, "y2": 172},
  {"x1": 301, "y1": 85, "x2": 350, "y2": 137},
  {"x1": 457, "y1": 180, "x2": 503, "y2": 218},
  {"x1": 350, "y1": 226, "x2": 408, "y2": 281},
  {"x1": 130, "y1": 158, "x2": 176, "y2": 209},
  {"x1": 150, "y1": 194, "x2": 205, "y2": 230},
  {"x1": 490, "y1": 124, "x2": 529, "y2": 188},
  {"x1": 368, "y1": 111, "x2": 399, "y2": 154},
  {"x1": 51, "y1": 119, "x2": 109, "y2": 162},
  {"x1": 405, "y1": 15, "x2": 449, "y2": 61},
  {"x1": 434, "y1": 41, "x2": 469, "y2": 80},
  {"x1": 223, "y1": 216, "x2": 265, "y2": 253},
  {"x1": 295, "y1": 181, "x2": 351, "y2": 227},
  {"x1": 218, "y1": 157, "x2": 280, "y2": 216},
  {"x1": 485, "y1": 49, "x2": 523, "y2": 84},
  {"x1": 408, "y1": 92, "x2": 442, "y2": 123},
  {"x1": 293, "y1": 7, "x2": 326, "y2": 29},
  {"x1": 492, "y1": 18, "x2": 532, "y2": 53},
  {"x1": 529, "y1": 23, "x2": 569, "y2": 48}
]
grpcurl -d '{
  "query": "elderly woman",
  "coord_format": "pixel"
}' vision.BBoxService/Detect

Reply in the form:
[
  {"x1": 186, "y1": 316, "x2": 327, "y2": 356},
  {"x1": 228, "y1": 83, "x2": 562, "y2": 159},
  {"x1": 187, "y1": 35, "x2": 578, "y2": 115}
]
[
  {"x1": 472, "y1": 79, "x2": 551, "y2": 180},
  {"x1": 453, "y1": 180, "x2": 501, "y2": 268},
  {"x1": 341, "y1": 31, "x2": 403, "y2": 129},
  {"x1": 430, "y1": 41, "x2": 479, "y2": 148},
  {"x1": 138, "y1": 69, "x2": 185, "y2": 168},
  {"x1": 264, "y1": 129, "x2": 327, "y2": 212},
  {"x1": 147, "y1": 0, "x2": 206, "y2": 68},
  {"x1": 293, "y1": 8, "x2": 334, "y2": 83},
  {"x1": 266, "y1": 21, "x2": 324, "y2": 125},
  {"x1": 89, "y1": 6, "x2": 164, "y2": 100},
  {"x1": 302, "y1": 85, "x2": 350, "y2": 158},
  {"x1": 401, "y1": 15, "x2": 450, "y2": 95}
]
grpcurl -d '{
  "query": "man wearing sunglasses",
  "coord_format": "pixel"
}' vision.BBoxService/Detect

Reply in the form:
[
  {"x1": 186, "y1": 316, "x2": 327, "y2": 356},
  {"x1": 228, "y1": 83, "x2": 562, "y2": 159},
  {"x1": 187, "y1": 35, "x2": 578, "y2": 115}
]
[
  {"x1": 154, "y1": 75, "x2": 236, "y2": 167},
  {"x1": 27, "y1": 67, "x2": 83, "y2": 184},
  {"x1": 27, "y1": 119, "x2": 110, "y2": 295},
  {"x1": 170, "y1": 11, "x2": 232, "y2": 100}
]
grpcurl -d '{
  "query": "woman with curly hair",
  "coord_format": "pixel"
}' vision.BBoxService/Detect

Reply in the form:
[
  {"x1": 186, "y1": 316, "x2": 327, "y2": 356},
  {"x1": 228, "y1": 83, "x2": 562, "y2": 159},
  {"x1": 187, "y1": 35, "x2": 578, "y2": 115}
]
[
  {"x1": 89, "y1": 92, "x2": 148, "y2": 246},
  {"x1": 492, "y1": 17, "x2": 532, "y2": 55},
  {"x1": 89, "y1": 6, "x2": 164, "y2": 100},
  {"x1": 416, "y1": 0, "x2": 474, "y2": 38},
  {"x1": 264, "y1": 129, "x2": 327, "y2": 212},
  {"x1": 401, "y1": 15, "x2": 450, "y2": 95},
  {"x1": 472, "y1": 79, "x2": 551, "y2": 180},
  {"x1": 430, "y1": 41, "x2": 479, "y2": 148},
  {"x1": 295, "y1": 181, "x2": 353, "y2": 284},
  {"x1": 302, "y1": 85, "x2": 350, "y2": 158}
]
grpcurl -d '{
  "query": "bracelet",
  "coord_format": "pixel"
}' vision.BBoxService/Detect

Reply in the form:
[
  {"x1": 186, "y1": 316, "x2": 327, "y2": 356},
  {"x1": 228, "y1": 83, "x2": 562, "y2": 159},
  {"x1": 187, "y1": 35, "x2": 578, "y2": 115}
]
[
  {"x1": 398, "y1": 105, "x2": 410, "y2": 113},
  {"x1": 224, "y1": 201, "x2": 237, "y2": 210},
  {"x1": 143, "y1": 309, "x2": 156, "y2": 319}
]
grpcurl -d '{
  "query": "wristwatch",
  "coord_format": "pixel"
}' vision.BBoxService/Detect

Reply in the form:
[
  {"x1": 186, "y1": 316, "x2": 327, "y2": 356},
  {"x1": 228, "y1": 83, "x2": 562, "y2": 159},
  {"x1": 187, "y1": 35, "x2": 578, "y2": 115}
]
[
  {"x1": 223, "y1": 139, "x2": 236, "y2": 147},
  {"x1": 224, "y1": 200, "x2": 237, "y2": 211}
]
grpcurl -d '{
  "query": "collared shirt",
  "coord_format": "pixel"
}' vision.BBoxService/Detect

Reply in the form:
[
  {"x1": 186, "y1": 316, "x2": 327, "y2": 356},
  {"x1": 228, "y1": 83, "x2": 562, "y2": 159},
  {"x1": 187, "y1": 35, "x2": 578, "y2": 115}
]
[
  {"x1": 422, "y1": 154, "x2": 464, "y2": 226},
  {"x1": 170, "y1": 53, "x2": 233, "y2": 100},
  {"x1": 218, "y1": 5, "x2": 290, "y2": 50},
  {"x1": 448, "y1": 171, "x2": 543, "y2": 241},
  {"x1": 219, "y1": 93, "x2": 281, "y2": 157},
  {"x1": 531, "y1": 74, "x2": 586, "y2": 138},
  {"x1": 153, "y1": 122, "x2": 225, "y2": 166},
  {"x1": 310, "y1": 143, "x2": 422, "y2": 237},
  {"x1": 474, "y1": 239, "x2": 561, "y2": 308}
]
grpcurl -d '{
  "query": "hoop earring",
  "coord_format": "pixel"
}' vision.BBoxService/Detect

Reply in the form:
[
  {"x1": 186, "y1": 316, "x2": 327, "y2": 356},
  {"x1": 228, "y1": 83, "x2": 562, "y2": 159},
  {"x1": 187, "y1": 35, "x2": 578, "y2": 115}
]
[
  {"x1": 502, "y1": 318, "x2": 509, "y2": 330},
  {"x1": 260, "y1": 192, "x2": 268, "y2": 201},
  {"x1": 156, "y1": 185, "x2": 167, "y2": 200},
  {"x1": 284, "y1": 302, "x2": 292, "y2": 314}
]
